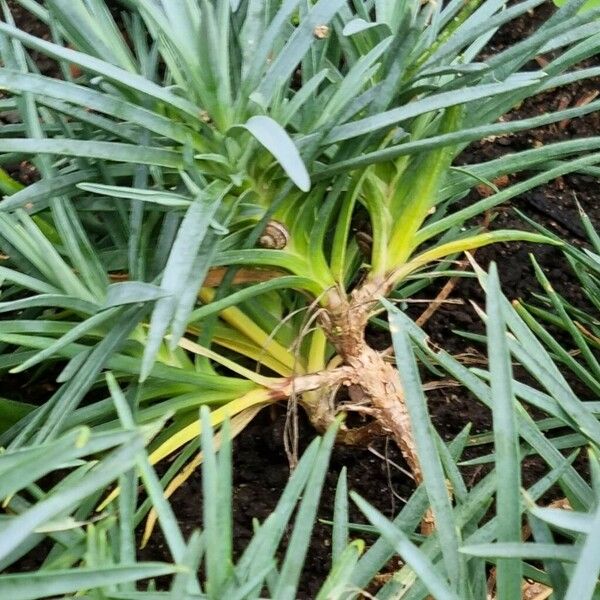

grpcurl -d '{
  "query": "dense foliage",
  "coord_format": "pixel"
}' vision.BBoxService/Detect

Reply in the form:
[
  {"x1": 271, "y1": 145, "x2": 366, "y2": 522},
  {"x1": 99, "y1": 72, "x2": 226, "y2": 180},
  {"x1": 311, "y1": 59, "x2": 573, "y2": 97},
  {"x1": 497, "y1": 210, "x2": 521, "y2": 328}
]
[
  {"x1": 0, "y1": 0, "x2": 599, "y2": 470},
  {"x1": 0, "y1": 0, "x2": 599, "y2": 597},
  {"x1": 2, "y1": 274, "x2": 600, "y2": 598}
]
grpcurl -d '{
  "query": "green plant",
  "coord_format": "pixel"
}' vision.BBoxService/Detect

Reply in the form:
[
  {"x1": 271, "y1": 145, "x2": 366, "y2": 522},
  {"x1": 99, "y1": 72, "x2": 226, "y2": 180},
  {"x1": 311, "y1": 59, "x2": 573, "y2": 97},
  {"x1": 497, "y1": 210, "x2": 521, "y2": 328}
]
[
  {"x1": 0, "y1": 388, "x2": 356, "y2": 600},
  {"x1": 1, "y1": 0, "x2": 600, "y2": 495},
  {"x1": 0, "y1": 377, "x2": 478, "y2": 600},
  {"x1": 372, "y1": 263, "x2": 600, "y2": 599},
  {"x1": 554, "y1": 0, "x2": 600, "y2": 13},
  {"x1": 0, "y1": 379, "x2": 472, "y2": 600},
  {"x1": 0, "y1": 411, "x2": 183, "y2": 599},
  {"x1": 513, "y1": 204, "x2": 600, "y2": 398},
  {"x1": 3, "y1": 266, "x2": 600, "y2": 599}
]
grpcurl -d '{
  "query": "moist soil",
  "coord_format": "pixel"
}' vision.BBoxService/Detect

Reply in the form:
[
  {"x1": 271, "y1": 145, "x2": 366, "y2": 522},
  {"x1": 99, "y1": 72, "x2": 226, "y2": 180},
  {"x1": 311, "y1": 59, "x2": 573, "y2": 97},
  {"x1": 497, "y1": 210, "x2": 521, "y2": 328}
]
[{"x1": 3, "y1": 2, "x2": 600, "y2": 598}]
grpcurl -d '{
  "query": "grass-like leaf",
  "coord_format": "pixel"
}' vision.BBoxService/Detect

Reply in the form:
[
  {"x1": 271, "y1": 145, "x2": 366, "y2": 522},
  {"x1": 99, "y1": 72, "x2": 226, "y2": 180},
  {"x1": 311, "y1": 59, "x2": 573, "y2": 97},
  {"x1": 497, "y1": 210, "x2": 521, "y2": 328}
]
[{"x1": 486, "y1": 264, "x2": 523, "y2": 598}]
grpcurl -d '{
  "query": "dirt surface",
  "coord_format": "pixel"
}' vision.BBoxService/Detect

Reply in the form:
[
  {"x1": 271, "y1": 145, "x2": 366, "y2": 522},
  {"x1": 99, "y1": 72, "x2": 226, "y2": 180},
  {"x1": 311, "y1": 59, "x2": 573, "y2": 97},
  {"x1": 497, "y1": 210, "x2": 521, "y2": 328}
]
[{"x1": 3, "y1": 1, "x2": 600, "y2": 598}]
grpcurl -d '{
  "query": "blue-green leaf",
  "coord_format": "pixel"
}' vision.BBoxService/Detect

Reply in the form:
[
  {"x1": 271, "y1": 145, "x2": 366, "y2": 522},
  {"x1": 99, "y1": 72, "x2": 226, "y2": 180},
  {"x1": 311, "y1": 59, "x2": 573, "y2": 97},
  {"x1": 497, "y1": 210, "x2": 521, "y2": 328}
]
[{"x1": 242, "y1": 116, "x2": 310, "y2": 192}]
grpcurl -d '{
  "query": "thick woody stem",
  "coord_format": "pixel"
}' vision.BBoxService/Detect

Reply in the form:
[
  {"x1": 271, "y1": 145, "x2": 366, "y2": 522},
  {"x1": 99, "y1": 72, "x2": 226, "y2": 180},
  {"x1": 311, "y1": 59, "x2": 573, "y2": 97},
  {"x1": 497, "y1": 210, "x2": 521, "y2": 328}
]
[
  {"x1": 266, "y1": 280, "x2": 423, "y2": 483},
  {"x1": 318, "y1": 282, "x2": 424, "y2": 484},
  {"x1": 346, "y1": 346, "x2": 423, "y2": 483}
]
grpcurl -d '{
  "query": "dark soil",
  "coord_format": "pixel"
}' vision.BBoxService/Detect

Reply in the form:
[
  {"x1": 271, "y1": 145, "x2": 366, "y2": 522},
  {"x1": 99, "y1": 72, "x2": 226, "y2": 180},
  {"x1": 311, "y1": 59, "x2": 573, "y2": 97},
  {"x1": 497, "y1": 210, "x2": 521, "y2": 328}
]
[{"x1": 3, "y1": 1, "x2": 600, "y2": 598}]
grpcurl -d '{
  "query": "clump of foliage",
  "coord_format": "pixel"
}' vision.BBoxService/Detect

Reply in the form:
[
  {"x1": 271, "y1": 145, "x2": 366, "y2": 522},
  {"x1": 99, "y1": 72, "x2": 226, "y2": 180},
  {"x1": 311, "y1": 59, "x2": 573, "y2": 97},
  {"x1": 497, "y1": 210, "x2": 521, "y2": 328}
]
[
  {"x1": 0, "y1": 0, "x2": 599, "y2": 502},
  {"x1": 2, "y1": 269, "x2": 600, "y2": 599},
  {"x1": 514, "y1": 204, "x2": 600, "y2": 398}
]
